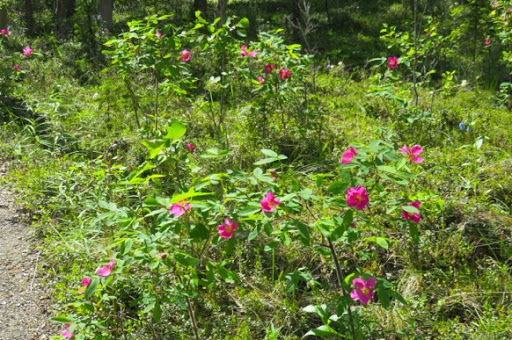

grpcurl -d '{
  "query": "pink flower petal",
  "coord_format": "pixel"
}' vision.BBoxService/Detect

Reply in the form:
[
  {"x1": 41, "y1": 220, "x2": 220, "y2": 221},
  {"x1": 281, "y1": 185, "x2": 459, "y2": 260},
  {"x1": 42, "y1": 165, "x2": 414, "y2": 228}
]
[
  {"x1": 411, "y1": 145, "x2": 423, "y2": 156},
  {"x1": 352, "y1": 278, "x2": 366, "y2": 288},
  {"x1": 365, "y1": 277, "x2": 377, "y2": 288},
  {"x1": 350, "y1": 289, "x2": 360, "y2": 301}
]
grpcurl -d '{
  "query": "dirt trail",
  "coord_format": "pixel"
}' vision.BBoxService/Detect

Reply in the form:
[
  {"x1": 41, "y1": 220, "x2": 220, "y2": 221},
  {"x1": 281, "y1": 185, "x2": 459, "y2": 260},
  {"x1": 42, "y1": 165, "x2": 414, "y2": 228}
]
[{"x1": 0, "y1": 166, "x2": 57, "y2": 339}]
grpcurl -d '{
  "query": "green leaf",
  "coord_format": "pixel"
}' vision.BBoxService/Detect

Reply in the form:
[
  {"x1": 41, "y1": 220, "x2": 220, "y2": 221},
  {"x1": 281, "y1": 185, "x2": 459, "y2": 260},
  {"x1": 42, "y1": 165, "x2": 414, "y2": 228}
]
[
  {"x1": 175, "y1": 253, "x2": 200, "y2": 267},
  {"x1": 51, "y1": 316, "x2": 72, "y2": 323},
  {"x1": 165, "y1": 119, "x2": 187, "y2": 140},
  {"x1": 120, "y1": 239, "x2": 133, "y2": 255},
  {"x1": 248, "y1": 225, "x2": 260, "y2": 241},
  {"x1": 217, "y1": 266, "x2": 241, "y2": 283},
  {"x1": 402, "y1": 205, "x2": 419, "y2": 214},
  {"x1": 254, "y1": 157, "x2": 280, "y2": 165},
  {"x1": 377, "y1": 165, "x2": 397, "y2": 174},
  {"x1": 375, "y1": 237, "x2": 389, "y2": 249},
  {"x1": 379, "y1": 288, "x2": 391, "y2": 309},
  {"x1": 238, "y1": 17, "x2": 249, "y2": 28},
  {"x1": 261, "y1": 149, "x2": 278, "y2": 157},
  {"x1": 327, "y1": 181, "x2": 348, "y2": 194},
  {"x1": 190, "y1": 224, "x2": 209, "y2": 241},
  {"x1": 153, "y1": 301, "x2": 162, "y2": 322},
  {"x1": 303, "y1": 325, "x2": 340, "y2": 337},
  {"x1": 142, "y1": 140, "x2": 165, "y2": 159},
  {"x1": 85, "y1": 278, "x2": 99, "y2": 299}
]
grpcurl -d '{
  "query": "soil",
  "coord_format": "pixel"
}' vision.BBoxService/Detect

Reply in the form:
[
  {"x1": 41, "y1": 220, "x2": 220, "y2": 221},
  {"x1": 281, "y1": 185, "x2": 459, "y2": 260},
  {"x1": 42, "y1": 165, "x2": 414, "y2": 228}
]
[{"x1": 0, "y1": 165, "x2": 58, "y2": 339}]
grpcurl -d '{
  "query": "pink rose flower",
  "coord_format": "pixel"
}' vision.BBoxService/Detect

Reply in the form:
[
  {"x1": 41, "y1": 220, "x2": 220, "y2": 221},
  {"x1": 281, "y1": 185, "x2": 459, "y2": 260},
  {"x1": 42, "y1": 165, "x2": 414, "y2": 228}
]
[
  {"x1": 387, "y1": 56, "x2": 398, "y2": 69},
  {"x1": 78, "y1": 277, "x2": 91, "y2": 295},
  {"x1": 169, "y1": 200, "x2": 191, "y2": 217},
  {"x1": 180, "y1": 49, "x2": 191, "y2": 62},
  {"x1": 346, "y1": 186, "x2": 369, "y2": 210},
  {"x1": 261, "y1": 192, "x2": 281, "y2": 212},
  {"x1": 13, "y1": 65, "x2": 20, "y2": 71},
  {"x1": 341, "y1": 146, "x2": 357, "y2": 164},
  {"x1": 279, "y1": 69, "x2": 291, "y2": 79},
  {"x1": 186, "y1": 143, "x2": 195, "y2": 152},
  {"x1": 258, "y1": 76, "x2": 264, "y2": 85},
  {"x1": 23, "y1": 46, "x2": 33, "y2": 57},
  {"x1": 264, "y1": 64, "x2": 275, "y2": 74},
  {"x1": 350, "y1": 277, "x2": 377, "y2": 305},
  {"x1": 96, "y1": 259, "x2": 115, "y2": 277},
  {"x1": 156, "y1": 29, "x2": 162, "y2": 38},
  {"x1": 485, "y1": 38, "x2": 491, "y2": 45},
  {"x1": 399, "y1": 144, "x2": 424, "y2": 163},
  {"x1": 217, "y1": 219, "x2": 238, "y2": 239},
  {"x1": 402, "y1": 201, "x2": 421, "y2": 223},
  {"x1": 241, "y1": 45, "x2": 257, "y2": 58}
]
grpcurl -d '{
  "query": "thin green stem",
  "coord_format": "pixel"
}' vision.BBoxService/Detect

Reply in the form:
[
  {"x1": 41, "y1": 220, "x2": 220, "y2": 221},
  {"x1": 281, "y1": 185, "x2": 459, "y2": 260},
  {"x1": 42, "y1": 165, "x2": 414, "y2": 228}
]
[{"x1": 327, "y1": 237, "x2": 357, "y2": 339}]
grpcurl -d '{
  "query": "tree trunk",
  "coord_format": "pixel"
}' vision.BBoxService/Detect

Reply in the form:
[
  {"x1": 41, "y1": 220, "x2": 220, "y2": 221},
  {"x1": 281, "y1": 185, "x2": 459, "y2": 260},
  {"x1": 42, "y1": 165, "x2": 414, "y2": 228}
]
[
  {"x1": 25, "y1": 0, "x2": 34, "y2": 35},
  {"x1": 0, "y1": 6, "x2": 8, "y2": 29},
  {"x1": 216, "y1": 0, "x2": 227, "y2": 26},
  {"x1": 290, "y1": 0, "x2": 301, "y2": 42},
  {"x1": 54, "y1": 0, "x2": 76, "y2": 37},
  {"x1": 191, "y1": 0, "x2": 207, "y2": 19},
  {"x1": 97, "y1": 0, "x2": 113, "y2": 31}
]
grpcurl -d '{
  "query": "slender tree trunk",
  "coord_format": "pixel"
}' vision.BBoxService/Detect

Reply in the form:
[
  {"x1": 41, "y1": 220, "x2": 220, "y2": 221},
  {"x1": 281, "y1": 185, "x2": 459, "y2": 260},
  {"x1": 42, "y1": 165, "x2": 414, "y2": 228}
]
[
  {"x1": 216, "y1": 0, "x2": 227, "y2": 26},
  {"x1": 25, "y1": 0, "x2": 34, "y2": 35},
  {"x1": 54, "y1": 0, "x2": 76, "y2": 37},
  {"x1": 324, "y1": 0, "x2": 331, "y2": 25},
  {"x1": 191, "y1": 0, "x2": 207, "y2": 19},
  {"x1": 97, "y1": 0, "x2": 113, "y2": 31},
  {"x1": 291, "y1": 0, "x2": 301, "y2": 41},
  {"x1": 0, "y1": 6, "x2": 8, "y2": 29}
]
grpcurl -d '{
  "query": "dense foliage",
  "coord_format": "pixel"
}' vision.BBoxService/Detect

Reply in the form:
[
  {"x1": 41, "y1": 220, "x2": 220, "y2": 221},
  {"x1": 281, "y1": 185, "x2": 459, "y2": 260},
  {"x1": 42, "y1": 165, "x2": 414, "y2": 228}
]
[{"x1": 1, "y1": 0, "x2": 512, "y2": 339}]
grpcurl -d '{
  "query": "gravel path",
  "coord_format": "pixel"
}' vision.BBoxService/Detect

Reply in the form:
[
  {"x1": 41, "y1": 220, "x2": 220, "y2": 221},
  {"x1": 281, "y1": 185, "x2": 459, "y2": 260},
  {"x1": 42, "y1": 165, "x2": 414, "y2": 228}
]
[{"x1": 0, "y1": 167, "x2": 57, "y2": 339}]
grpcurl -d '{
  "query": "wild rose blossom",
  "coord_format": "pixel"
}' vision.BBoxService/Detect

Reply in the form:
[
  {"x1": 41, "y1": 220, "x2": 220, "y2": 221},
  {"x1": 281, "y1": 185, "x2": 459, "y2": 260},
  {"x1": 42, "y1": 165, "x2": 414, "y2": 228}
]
[
  {"x1": 22, "y1": 46, "x2": 33, "y2": 57},
  {"x1": 217, "y1": 219, "x2": 238, "y2": 239},
  {"x1": 1, "y1": 29, "x2": 11, "y2": 35},
  {"x1": 279, "y1": 69, "x2": 291, "y2": 79},
  {"x1": 258, "y1": 76, "x2": 264, "y2": 85},
  {"x1": 179, "y1": 49, "x2": 190, "y2": 62},
  {"x1": 387, "y1": 56, "x2": 398, "y2": 69},
  {"x1": 13, "y1": 65, "x2": 20, "y2": 71},
  {"x1": 169, "y1": 200, "x2": 191, "y2": 217},
  {"x1": 96, "y1": 259, "x2": 115, "y2": 277},
  {"x1": 341, "y1": 146, "x2": 357, "y2": 164},
  {"x1": 241, "y1": 45, "x2": 257, "y2": 58},
  {"x1": 186, "y1": 143, "x2": 195, "y2": 152},
  {"x1": 78, "y1": 277, "x2": 91, "y2": 295},
  {"x1": 264, "y1": 64, "x2": 275, "y2": 74},
  {"x1": 61, "y1": 323, "x2": 73, "y2": 339},
  {"x1": 399, "y1": 144, "x2": 424, "y2": 163},
  {"x1": 156, "y1": 29, "x2": 162, "y2": 38},
  {"x1": 346, "y1": 186, "x2": 369, "y2": 210},
  {"x1": 485, "y1": 38, "x2": 491, "y2": 45},
  {"x1": 261, "y1": 192, "x2": 281, "y2": 212},
  {"x1": 350, "y1": 277, "x2": 377, "y2": 305},
  {"x1": 402, "y1": 201, "x2": 421, "y2": 223}
]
